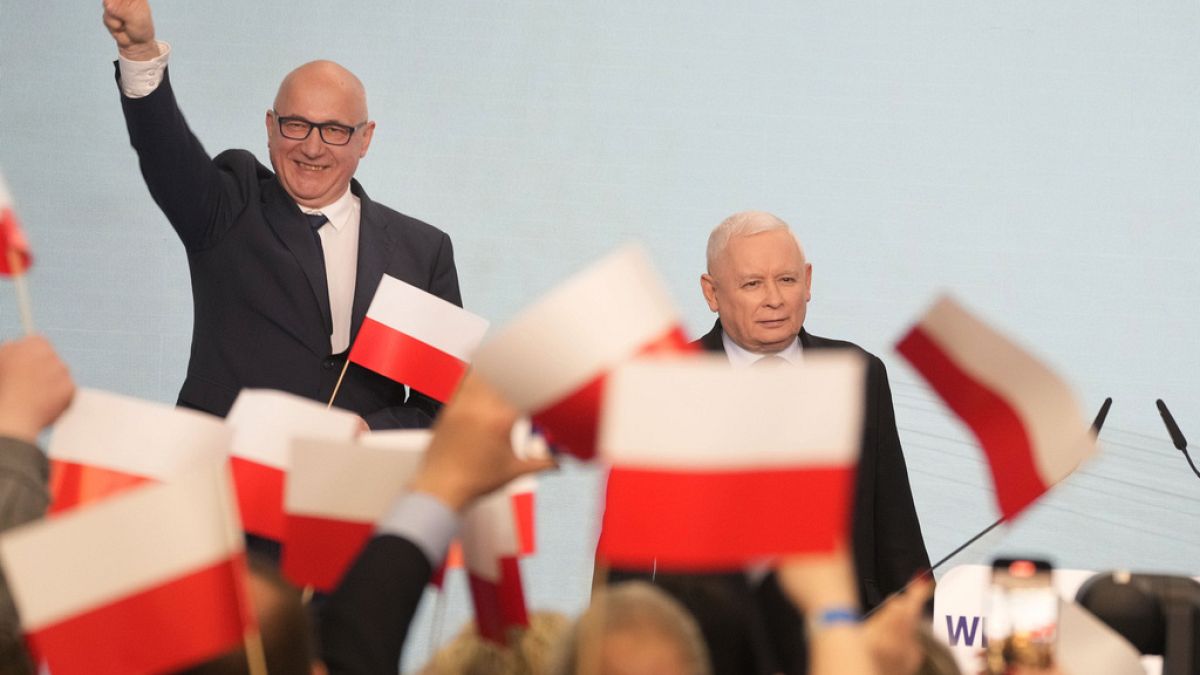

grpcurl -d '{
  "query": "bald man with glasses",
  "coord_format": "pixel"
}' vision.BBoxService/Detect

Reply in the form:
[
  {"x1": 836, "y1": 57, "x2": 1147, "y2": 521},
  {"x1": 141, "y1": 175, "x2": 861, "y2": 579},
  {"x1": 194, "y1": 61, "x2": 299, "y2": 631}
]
[{"x1": 103, "y1": 0, "x2": 461, "y2": 432}]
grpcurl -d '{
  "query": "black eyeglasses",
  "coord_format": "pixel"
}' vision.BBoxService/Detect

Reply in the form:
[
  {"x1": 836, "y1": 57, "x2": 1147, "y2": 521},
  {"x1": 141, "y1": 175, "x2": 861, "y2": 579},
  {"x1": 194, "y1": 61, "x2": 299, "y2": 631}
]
[{"x1": 272, "y1": 111, "x2": 367, "y2": 146}]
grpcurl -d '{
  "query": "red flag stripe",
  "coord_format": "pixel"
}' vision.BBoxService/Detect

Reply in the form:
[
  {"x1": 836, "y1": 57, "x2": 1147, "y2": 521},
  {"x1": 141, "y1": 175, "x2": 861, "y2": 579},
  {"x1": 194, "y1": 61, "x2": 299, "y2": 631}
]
[
  {"x1": 230, "y1": 457, "x2": 286, "y2": 541},
  {"x1": 511, "y1": 491, "x2": 535, "y2": 556},
  {"x1": 281, "y1": 515, "x2": 374, "y2": 592},
  {"x1": 598, "y1": 465, "x2": 854, "y2": 571},
  {"x1": 467, "y1": 556, "x2": 529, "y2": 644},
  {"x1": 350, "y1": 316, "x2": 469, "y2": 403},
  {"x1": 0, "y1": 207, "x2": 31, "y2": 276},
  {"x1": 532, "y1": 325, "x2": 693, "y2": 460},
  {"x1": 27, "y1": 556, "x2": 251, "y2": 675},
  {"x1": 897, "y1": 326, "x2": 1046, "y2": 519},
  {"x1": 48, "y1": 461, "x2": 153, "y2": 515}
]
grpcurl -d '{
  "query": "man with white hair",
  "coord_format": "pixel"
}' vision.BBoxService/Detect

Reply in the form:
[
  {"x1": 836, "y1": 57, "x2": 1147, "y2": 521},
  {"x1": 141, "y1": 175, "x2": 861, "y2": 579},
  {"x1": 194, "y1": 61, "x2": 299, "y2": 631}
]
[{"x1": 696, "y1": 210, "x2": 929, "y2": 672}]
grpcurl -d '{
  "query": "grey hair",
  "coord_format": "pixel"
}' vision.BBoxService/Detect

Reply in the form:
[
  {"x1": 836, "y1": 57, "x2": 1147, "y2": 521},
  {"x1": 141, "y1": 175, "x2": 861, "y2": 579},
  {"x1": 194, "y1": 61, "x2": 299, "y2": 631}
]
[
  {"x1": 550, "y1": 581, "x2": 712, "y2": 675},
  {"x1": 705, "y1": 210, "x2": 806, "y2": 273}
]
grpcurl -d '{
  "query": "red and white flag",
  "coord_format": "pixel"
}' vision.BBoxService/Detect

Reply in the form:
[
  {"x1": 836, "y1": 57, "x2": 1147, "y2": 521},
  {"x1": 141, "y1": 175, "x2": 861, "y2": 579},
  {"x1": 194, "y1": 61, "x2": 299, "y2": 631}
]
[
  {"x1": 471, "y1": 245, "x2": 691, "y2": 460},
  {"x1": 462, "y1": 485, "x2": 530, "y2": 645},
  {"x1": 0, "y1": 463, "x2": 255, "y2": 675},
  {"x1": 0, "y1": 171, "x2": 32, "y2": 275},
  {"x1": 226, "y1": 389, "x2": 362, "y2": 541},
  {"x1": 596, "y1": 353, "x2": 865, "y2": 571},
  {"x1": 349, "y1": 275, "x2": 490, "y2": 402},
  {"x1": 896, "y1": 296, "x2": 1096, "y2": 520},
  {"x1": 48, "y1": 388, "x2": 231, "y2": 514},
  {"x1": 281, "y1": 437, "x2": 424, "y2": 591}
]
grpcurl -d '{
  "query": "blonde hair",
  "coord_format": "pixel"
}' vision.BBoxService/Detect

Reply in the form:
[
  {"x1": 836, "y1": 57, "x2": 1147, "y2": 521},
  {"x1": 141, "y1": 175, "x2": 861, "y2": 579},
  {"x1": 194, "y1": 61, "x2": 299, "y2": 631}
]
[{"x1": 420, "y1": 611, "x2": 570, "y2": 675}]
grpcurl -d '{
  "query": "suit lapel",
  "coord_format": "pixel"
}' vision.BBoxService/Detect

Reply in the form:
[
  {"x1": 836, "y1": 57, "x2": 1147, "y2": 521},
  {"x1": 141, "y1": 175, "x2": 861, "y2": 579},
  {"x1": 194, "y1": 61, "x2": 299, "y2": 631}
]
[
  {"x1": 261, "y1": 180, "x2": 333, "y2": 356},
  {"x1": 349, "y1": 180, "x2": 395, "y2": 342}
]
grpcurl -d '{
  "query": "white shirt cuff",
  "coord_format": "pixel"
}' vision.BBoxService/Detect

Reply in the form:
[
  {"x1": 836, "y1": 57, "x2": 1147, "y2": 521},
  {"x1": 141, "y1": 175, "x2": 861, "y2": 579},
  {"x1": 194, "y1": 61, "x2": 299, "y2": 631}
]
[
  {"x1": 376, "y1": 491, "x2": 459, "y2": 569},
  {"x1": 117, "y1": 41, "x2": 172, "y2": 99}
]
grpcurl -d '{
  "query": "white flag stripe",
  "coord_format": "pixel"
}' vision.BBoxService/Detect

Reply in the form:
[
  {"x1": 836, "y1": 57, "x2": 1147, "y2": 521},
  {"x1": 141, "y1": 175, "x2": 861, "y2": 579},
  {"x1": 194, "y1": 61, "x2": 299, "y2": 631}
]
[
  {"x1": 600, "y1": 354, "x2": 865, "y2": 468},
  {"x1": 358, "y1": 429, "x2": 432, "y2": 452},
  {"x1": 364, "y1": 276, "x2": 490, "y2": 361},
  {"x1": 49, "y1": 389, "x2": 230, "y2": 478},
  {"x1": 285, "y1": 440, "x2": 422, "y2": 521},
  {"x1": 916, "y1": 297, "x2": 1093, "y2": 483},
  {"x1": 471, "y1": 244, "x2": 680, "y2": 411},
  {"x1": 461, "y1": 489, "x2": 519, "y2": 581},
  {"x1": 226, "y1": 390, "x2": 361, "y2": 469},
  {"x1": 0, "y1": 464, "x2": 241, "y2": 630}
]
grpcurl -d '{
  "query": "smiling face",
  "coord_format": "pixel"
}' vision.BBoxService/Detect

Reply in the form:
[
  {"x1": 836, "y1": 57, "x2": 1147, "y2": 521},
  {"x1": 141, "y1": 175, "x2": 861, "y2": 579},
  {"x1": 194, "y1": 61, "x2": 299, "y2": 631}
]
[
  {"x1": 266, "y1": 61, "x2": 375, "y2": 209},
  {"x1": 700, "y1": 228, "x2": 812, "y2": 354}
]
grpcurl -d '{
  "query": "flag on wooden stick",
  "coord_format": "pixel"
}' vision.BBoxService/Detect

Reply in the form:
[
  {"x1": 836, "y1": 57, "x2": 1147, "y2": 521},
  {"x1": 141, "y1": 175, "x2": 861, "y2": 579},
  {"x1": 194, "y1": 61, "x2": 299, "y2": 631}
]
[
  {"x1": 48, "y1": 388, "x2": 230, "y2": 514},
  {"x1": 471, "y1": 244, "x2": 692, "y2": 460},
  {"x1": 596, "y1": 353, "x2": 865, "y2": 571},
  {"x1": 462, "y1": 485, "x2": 530, "y2": 644},
  {"x1": 0, "y1": 463, "x2": 255, "y2": 675},
  {"x1": 348, "y1": 275, "x2": 489, "y2": 402},
  {"x1": 896, "y1": 295, "x2": 1096, "y2": 520}
]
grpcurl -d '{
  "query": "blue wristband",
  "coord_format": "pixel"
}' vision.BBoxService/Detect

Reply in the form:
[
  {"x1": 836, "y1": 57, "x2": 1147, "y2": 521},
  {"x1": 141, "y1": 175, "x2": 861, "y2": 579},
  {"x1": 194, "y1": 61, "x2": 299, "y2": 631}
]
[{"x1": 809, "y1": 606, "x2": 861, "y2": 631}]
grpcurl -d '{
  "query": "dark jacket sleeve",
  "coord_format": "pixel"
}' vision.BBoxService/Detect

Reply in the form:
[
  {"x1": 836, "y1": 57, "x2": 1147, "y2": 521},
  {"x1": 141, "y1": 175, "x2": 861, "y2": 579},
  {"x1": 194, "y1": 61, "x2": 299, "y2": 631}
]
[
  {"x1": 319, "y1": 535, "x2": 433, "y2": 674},
  {"x1": 0, "y1": 437, "x2": 49, "y2": 672},
  {"x1": 864, "y1": 356, "x2": 930, "y2": 600},
  {"x1": 117, "y1": 64, "x2": 251, "y2": 252}
]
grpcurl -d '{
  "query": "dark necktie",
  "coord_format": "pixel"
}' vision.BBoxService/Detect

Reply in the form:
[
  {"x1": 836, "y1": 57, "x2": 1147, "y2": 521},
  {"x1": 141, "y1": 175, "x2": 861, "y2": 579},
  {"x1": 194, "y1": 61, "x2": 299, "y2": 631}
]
[
  {"x1": 304, "y1": 213, "x2": 331, "y2": 337},
  {"x1": 304, "y1": 213, "x2": 328, "y2": 269}
]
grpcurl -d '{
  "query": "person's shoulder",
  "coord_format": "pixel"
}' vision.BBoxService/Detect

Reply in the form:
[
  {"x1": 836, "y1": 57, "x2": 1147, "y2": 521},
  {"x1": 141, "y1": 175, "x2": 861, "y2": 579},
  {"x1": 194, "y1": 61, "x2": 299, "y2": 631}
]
[
  {"x1": 802, "y1": 330, "x2": 886, "y2": 367},
  {"x1": 212, "y1": 148, "x2": 274, "y2": 181},
  {"x1": 357, "y1": 186, "x2": 451, "y2": 243}
]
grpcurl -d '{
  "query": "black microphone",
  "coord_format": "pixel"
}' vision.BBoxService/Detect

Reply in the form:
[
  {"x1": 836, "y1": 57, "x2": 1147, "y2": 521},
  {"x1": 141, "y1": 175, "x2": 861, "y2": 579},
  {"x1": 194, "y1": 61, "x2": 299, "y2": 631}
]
[
  {"x1": 863, "y1": 398, "x2": 1115, "y2": 620},
  {"x1": 1156, "y1": 399, "x2": 1188, "y2": 451},
  {"x1": 1092, "y1": 397, "x2": 1112, "y2": 436},
  {"x1": 1157, "y1": 399, "x2": 1200, "y2": 483}
]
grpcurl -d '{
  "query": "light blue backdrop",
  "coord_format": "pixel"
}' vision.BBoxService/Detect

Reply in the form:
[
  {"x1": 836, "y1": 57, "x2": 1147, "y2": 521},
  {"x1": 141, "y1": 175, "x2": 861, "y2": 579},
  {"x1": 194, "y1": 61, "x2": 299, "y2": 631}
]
[{"x1": 3, "y1": 1, "x2": 1198, "y2": 669}]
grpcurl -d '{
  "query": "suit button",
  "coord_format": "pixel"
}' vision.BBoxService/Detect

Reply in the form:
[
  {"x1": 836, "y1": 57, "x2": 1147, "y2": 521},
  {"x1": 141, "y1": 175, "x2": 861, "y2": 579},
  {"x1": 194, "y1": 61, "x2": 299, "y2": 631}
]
[{"x1": 322, "y1": 357, "x2": 337, "y2": 369}]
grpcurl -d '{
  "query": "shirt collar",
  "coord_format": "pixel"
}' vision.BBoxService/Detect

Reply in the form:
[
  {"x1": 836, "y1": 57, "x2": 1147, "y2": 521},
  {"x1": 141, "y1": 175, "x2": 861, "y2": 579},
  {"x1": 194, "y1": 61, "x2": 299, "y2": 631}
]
[
  {"x1": 299, "y1": 186, "x2": 356, "y2": 232},
  {"x1": 721, "y1": 331, "x2": 803, "y2": 368}
]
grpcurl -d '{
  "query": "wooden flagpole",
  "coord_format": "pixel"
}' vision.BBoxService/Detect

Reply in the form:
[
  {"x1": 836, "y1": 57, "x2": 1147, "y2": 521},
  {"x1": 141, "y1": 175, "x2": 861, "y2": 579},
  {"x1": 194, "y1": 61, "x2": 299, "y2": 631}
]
[
  {"x1": 6, "y1": 247, "x2": 33, "y2": 335},
  {"x1": 327, "y1": 360, "x2": 351, "y2": 408}
]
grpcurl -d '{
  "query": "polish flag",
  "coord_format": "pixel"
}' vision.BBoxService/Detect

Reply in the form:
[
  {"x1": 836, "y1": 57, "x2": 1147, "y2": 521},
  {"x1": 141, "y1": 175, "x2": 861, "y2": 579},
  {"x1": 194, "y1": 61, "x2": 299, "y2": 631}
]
[
  {"x1": 0, "y1": 463, "x2": 255, "y2": 675},
  {"x1": 896, "y1": 296, "x2": 1096, "y2": 520},
  {"x1": 349, "y1": 274, "x2": 490, "y2": 402},
  {"x1": 0, "y1": 171, "x2": 32, "y2": 275},
  {"x1": 282, "y1": 437, "x2": 423, "y2": 591},
  {"x1": 462, "y1": 485, "x2": 530, "y2": 645},
  {"x1": 596, "y1": 353, "x2": 865, "y2": 571},
  {"x1": 48, "y1": 388, "x2": 231, "y2": 514},
  {"x1": 226, "y1": 390, "x2": 362, "y2": 541},
  {"x1": 471, "y1": 245, "x2": 691, "y2": 460},
  {"x1": 357, "y1": 427, "x2": 541, "y2": 583}
]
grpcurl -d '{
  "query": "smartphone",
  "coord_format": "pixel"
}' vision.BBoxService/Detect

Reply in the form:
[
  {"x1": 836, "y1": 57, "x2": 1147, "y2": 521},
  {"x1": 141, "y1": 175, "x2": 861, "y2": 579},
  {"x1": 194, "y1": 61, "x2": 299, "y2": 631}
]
[{"x1": 985, "y1": 557, "x2": 1058, "y2": 674}]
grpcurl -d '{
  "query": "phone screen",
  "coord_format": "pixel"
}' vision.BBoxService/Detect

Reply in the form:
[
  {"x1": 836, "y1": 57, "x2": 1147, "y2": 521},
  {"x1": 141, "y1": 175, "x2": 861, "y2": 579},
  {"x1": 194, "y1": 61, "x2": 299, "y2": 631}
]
[{"x1": 985, "y1": 558, "x2": 1057, "y2": 674}]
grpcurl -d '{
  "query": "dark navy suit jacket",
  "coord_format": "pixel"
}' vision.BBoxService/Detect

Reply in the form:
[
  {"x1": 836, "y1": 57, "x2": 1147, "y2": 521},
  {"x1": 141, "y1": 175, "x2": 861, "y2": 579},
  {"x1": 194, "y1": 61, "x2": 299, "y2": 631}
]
[{"x1": 118, "y1": 67, "x2": 460, "y2": 429}]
